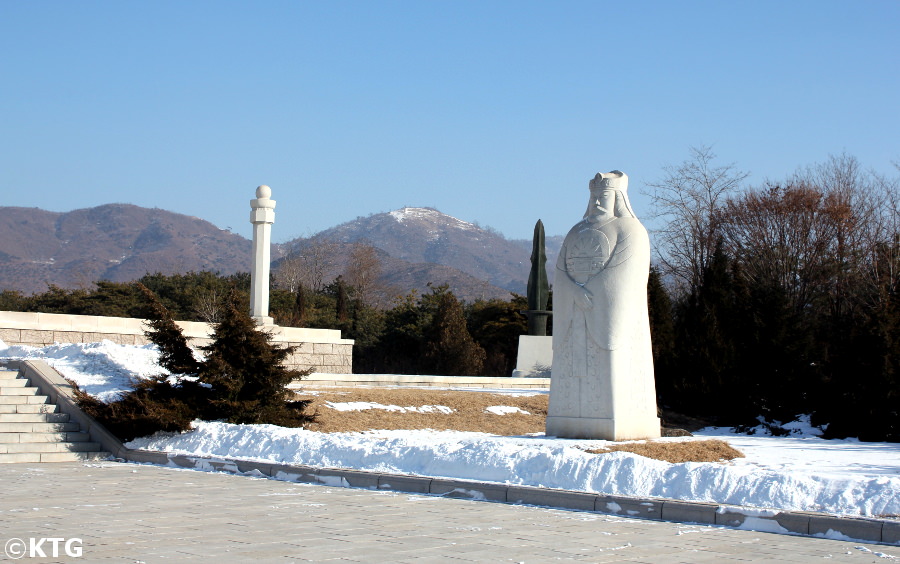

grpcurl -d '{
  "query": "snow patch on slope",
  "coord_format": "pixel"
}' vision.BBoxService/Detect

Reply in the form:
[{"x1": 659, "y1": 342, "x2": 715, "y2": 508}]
[{"x1": 389, "y1": 207, "x2": 478, "y2": 232}]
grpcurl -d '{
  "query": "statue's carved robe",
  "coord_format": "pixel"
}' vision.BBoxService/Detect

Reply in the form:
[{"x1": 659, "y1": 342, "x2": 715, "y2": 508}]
[{"x1": 547, "y1": 215, "x2": 658, "y2": 439}]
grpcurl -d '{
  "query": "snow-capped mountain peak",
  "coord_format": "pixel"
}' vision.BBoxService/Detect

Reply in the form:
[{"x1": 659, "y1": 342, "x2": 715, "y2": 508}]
[{"x1": 388, "y1": 207, "x2": 477, "y2": 232}]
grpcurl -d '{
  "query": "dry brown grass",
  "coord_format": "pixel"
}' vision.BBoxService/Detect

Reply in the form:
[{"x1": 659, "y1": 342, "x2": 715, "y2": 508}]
[
  {"x1": 583, "y1": 440, "x2": 744, "y2": 463},
  {"x1": 295, "y1": 387, "x2": 547, "y2": 435},
  {"x1": 293, "y1": 387, "x2": 744, "y2": 463}
]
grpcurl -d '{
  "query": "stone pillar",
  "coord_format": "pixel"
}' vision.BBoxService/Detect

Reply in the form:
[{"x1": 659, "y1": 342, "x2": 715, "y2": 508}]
[{"x1": 250, "y1": 185, "x2": 276, "y2": 325}]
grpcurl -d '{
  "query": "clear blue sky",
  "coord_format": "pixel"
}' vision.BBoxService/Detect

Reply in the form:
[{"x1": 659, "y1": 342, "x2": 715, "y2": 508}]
[{"x1": 2, "y1": 1, "x2": 898, "y2": 242}]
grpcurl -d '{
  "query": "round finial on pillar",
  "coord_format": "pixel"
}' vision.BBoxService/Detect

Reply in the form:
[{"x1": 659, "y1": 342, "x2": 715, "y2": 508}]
[{"x1": 256, "y1": 185, "x2": 272, "y2": 199}]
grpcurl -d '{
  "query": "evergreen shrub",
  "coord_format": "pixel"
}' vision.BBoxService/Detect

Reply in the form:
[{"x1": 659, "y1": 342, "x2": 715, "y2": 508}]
[{"x1": 74, "y1": 284, "x2": 313, "y2": 441}]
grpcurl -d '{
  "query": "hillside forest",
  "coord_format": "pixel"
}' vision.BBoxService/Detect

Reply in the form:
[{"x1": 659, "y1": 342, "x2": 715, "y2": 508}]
[{"x1": 1, "y1": 149, "x2": 898, "y2": 441}]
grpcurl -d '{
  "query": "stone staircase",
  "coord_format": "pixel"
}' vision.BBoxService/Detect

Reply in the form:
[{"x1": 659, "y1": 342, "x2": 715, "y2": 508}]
[{"x1": 0, "y1": 368, "x2": 109, "y2": 463}]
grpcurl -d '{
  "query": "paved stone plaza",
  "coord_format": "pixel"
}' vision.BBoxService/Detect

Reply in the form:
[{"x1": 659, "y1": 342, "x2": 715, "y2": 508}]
[{"x1": 0, "y1": 462, "x2": 894, "y2": 563}]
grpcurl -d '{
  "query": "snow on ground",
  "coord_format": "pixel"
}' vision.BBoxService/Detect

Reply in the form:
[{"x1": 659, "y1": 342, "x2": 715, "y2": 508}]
[
  {"x1": 125, "y1": 422, "x2": 900, "y2": 518},
  {"x1": 0, "y1": 339, "x2": 169, "y2": 402},
  {"x1": 484, "y1": 405, "x2": 530, "y2": 415},
  {"x1": 326, "y1": 401, "x2": 454, "y2": 414},
  {"x1": 3, "y1": 339, "x2": 900, "y2": 519}
]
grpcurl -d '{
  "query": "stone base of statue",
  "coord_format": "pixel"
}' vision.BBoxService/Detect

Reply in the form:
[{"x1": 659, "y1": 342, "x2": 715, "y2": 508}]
[
  {"x1": 546, "y1": 338, "x2": 661, "y2": 439},
  {"x1": 511, "y1": 335, "x2": 553, "y2": 377},
  {"x1": 546, "y1": 415, "x2": 661, "y2": 441}
]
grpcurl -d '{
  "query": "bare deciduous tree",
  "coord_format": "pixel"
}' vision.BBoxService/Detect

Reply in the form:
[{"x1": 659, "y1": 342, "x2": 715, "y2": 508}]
[
  {"x1": 718, "y1": 182, "x2": 852, "y2": 312},
  {"x1": 344, "y1": 242, "x2": 383, "y2": 308},
  {"x1": 274, "y1": 237, "x2": 340, "y2": 294},
  {"x1": 873, "y1": 162, "x2": 900, "y2": 297},
  {"x1": 645, "y1": 145, "x2": 749, "y2": 294},
  {"x1": 718, "y1": 154, "x2": 900, "y2": 314},
  {"x1": 788, "y1": 154, "x2": 897, "y2": 310},
  {"x1": 193, "y1": 288, "x2": 222, "y2": 323}
]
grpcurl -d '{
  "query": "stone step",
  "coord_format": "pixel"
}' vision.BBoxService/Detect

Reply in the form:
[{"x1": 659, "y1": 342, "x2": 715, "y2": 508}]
[
  {"x1": 0, "y1": 441, "x2": 102, "y2": 454},
  {"x1": 0, "y1": 422, "x2": 81, "y2": 433},
  {"x1": 0, "y1": 387, "x2": 41, "y2": 396},
  {"x1": 0, "y1": 395, "x2": 50, "y2": 405},
  {"x1": 0, "y1": 451, "x2": 110, "y2": 464},
  {"x1": 0, "y1": 370, "x2": 108, "y2": 465},
  {"x1": 0, "y1": 432, "x2": 92, "y2": 443},
  {"x1": 0, "y1": 378, "x2": 30, "y2": 388},
  {"x1": 0, "y1": 412, "x2": 70, "y2": 423},
  {"x1": 0, "y1": 403, "x2": 58, "y2": 414}
]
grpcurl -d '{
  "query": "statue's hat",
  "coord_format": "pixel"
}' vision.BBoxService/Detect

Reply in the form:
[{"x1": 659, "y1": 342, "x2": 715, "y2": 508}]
[{"x1": 590, "y1": 170, "x2": 628, "y2": 192}]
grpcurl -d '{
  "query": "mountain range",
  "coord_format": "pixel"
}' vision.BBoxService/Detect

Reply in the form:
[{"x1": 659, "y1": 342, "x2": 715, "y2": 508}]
[
  {"x1": 301, "y1": 207, "x2": 562, "y2": 292},
  {"x1": 0, "y1": 204, "x2": 256, "y2": 295},
  {"x1": 0, "y1": 204, "x2": 561, "y2": 302}
]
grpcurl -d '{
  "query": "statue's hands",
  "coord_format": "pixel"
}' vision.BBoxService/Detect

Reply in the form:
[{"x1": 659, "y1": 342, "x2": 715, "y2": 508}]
[{"x1": 575, "y1": 288, "x2": 593, "y2": 309}]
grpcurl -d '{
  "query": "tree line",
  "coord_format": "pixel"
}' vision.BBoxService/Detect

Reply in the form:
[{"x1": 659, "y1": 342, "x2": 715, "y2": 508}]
[
  {"x1": 646, "y1": 148, "x2": 899, "y2": 441},
  {"x1": 0, "y1": 271, "x2": 529, "y2": 380}
]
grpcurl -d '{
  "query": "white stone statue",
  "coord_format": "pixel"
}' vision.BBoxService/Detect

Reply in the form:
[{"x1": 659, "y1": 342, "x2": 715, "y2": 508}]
[{"x1": 546, "y1": 171, "x2": 660, "y2": 440}]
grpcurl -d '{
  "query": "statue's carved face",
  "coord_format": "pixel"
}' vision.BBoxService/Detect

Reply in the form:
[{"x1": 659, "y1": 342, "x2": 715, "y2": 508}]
[{"x1": 588, "y1": 189, "x2": 616, "y2": 221}]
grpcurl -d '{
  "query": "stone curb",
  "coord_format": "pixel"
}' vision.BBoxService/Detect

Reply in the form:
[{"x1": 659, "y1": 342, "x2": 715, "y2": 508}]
[
  {"x1": 117, "y1": 452, "x2": 900, "y2": 546},
  {"x1": 5, "y1": 359, "x2": 898, "y2": 547}
]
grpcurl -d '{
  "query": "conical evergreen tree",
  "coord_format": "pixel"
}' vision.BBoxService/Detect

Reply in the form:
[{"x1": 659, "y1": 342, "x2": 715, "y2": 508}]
[
  {"x1": 199, "y1": 288, "x2": 311, "y2": 424},
  {"x1": 816, "y1": 239, "x2": 900, "y2": 441},
  {"x1": 424, "y1": 289, "x2": 486, "y2": 376},
  {"x1": 670, "y1": 243, "x2": 739, "y2": 417},
  {"x1": 136, "y1": 283, "x2": 200, "y2": 375},
  {"x1": 647, "y1": 267, "x2": 676, "y2": 404},
  {"x1": 466, "y1": 295, "x2": 528, "y2": 377},
  {"x1": 374, "y1": 291, "x2": 428, "y2": 374}
]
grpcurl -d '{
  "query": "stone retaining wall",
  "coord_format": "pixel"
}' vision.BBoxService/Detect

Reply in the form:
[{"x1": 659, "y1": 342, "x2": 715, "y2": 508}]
[{"x1": 0, "y1": 310, "x2": 354, "y2": 374}]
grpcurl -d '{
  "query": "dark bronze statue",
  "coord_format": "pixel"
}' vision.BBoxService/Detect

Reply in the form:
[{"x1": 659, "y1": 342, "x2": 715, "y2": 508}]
[{"x1": 524, "y1": 219, "x2": 551, "y2": 336}]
